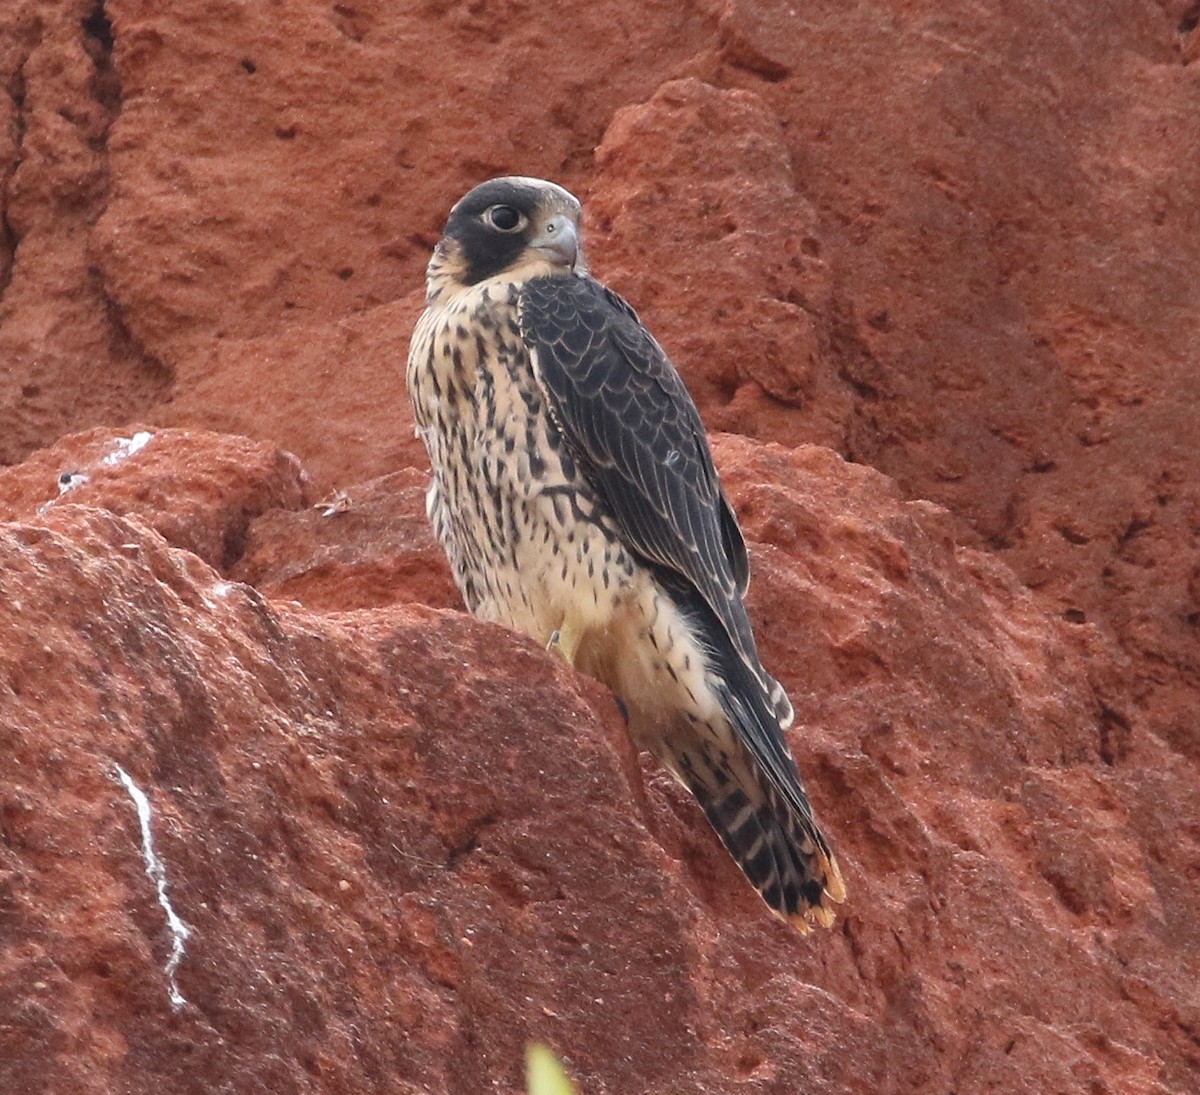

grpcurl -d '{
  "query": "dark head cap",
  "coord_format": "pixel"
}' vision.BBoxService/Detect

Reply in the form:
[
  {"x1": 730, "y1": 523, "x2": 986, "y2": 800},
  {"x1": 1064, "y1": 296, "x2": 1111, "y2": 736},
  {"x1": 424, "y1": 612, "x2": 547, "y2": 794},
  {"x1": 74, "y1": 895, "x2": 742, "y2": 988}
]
[{"x1": 432, "y1": 176, "x2": 584, "y2": 290}]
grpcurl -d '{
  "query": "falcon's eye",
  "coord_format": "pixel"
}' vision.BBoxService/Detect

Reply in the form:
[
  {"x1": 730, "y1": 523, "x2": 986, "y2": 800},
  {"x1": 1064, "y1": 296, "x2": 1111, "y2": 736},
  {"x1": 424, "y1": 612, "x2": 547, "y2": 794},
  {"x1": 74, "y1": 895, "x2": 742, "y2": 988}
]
[{"x1": 485, "y1": 205, "x2": 524, "y2": 232}]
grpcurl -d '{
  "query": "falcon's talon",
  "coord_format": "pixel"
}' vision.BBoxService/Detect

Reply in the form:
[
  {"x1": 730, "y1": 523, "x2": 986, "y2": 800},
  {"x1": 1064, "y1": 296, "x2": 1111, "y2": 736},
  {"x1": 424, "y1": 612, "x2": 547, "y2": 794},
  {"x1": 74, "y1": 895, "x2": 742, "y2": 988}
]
[
  {"x1": 553, "y1": 619, "x2": 584, "y2": 666},
  {"x1": 406, "y1": 175, "x2": 844, "y2": 931}
]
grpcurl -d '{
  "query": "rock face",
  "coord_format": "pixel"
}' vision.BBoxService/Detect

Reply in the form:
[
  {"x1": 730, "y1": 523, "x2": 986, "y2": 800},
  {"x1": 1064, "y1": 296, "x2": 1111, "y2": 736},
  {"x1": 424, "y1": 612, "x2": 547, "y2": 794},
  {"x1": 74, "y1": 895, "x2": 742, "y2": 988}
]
[
  {"x1": 2, "y1": 428, "x2": 1194, "y2": 1094},
  {"x1": 1, "y1": 1, "x2": 1198, "y2": 1093}
]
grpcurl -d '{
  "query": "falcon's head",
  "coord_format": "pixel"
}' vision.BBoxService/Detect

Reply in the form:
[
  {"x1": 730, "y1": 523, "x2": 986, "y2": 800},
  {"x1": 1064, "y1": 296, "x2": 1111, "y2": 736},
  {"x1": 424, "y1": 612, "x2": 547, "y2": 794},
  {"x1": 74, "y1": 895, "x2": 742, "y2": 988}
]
[{"x1": 427, "y1": 176, "x2": 585, "y2": 295}]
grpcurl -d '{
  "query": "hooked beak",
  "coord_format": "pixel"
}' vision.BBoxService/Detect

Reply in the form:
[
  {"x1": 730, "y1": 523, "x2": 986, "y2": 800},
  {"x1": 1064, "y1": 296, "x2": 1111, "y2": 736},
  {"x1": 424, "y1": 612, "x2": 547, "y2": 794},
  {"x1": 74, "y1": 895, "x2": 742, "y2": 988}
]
[{"x1": 530, "y1": 214, "x2": 579, "y2": 268}]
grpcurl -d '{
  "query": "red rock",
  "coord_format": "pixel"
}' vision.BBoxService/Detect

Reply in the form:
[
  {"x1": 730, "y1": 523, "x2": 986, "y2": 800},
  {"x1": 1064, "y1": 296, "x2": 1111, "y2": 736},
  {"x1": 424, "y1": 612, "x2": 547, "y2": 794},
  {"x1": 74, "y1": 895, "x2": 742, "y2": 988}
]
[
  {"x1": 588, "y1": 78, "x2": 851, "y2": 453},
  {"x1": 2, "y1": 1, "x2": 1199, "y2": 1090},
  {"x1": 150, "y1": 298, "x2": 430, "y2": 491},
  {"x1": 0, "y1": 0, "x2": 170, "y2": 465},
  {"x1": 233, "y1": 467, "x2": 460, "y2": 612},
  {"x1": 704, "y1": 0, "x2": 1200, "y2": 770},
  {"x1": 0, "y1": 502, "x2": 704, "y2": 1093},
  {"x1": 0, "y1": 425, "x2": 311, "y2": 568},
  {"x1": 2, "y1": 428, "x2": 1197, "y2": 1092}
]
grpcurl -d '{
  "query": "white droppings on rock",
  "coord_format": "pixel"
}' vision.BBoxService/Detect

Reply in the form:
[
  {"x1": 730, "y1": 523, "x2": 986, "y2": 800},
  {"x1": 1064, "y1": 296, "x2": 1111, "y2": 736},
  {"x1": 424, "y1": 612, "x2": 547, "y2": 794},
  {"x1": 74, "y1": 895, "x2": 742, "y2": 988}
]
[
  {"x1": 103, "y1": 431, "x2": 155, "y2": 466},
  {"x1": 113, "y1": 763, "x2": 192, "y2": 1010}
]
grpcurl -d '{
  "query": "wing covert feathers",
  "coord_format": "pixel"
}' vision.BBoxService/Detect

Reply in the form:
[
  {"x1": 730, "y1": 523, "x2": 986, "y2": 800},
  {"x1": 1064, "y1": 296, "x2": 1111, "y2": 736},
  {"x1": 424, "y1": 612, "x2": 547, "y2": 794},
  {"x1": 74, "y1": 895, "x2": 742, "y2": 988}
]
[{"x1": 518, "y1": 275, "x2": 764, "y2": 683}]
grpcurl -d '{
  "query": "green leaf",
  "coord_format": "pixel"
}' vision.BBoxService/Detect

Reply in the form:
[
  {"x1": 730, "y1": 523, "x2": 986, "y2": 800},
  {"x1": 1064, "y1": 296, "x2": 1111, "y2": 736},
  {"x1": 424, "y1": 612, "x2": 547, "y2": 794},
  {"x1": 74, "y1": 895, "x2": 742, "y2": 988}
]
[{"x1": 526, "y1": 1043, "x2": 578, "y2": 1095}]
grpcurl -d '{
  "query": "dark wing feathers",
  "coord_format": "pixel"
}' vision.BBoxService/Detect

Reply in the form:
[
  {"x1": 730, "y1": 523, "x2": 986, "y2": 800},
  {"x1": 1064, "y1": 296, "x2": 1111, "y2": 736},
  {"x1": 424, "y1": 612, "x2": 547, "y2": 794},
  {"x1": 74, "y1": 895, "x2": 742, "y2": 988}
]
[
  {"x1": 518, "y1": 274, "x2": 762, "y2": 694},
  {"x1": 517, "y1": 274, "x2": 832, "y2": 920},
  {"x1": 719, "y1": 483, "x2": 750, "y2": 596}
]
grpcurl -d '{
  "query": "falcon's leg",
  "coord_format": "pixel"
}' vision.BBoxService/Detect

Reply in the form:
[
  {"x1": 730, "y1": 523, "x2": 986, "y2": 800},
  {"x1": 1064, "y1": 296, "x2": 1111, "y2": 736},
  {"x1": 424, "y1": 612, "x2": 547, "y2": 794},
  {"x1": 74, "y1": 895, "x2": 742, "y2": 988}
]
[{"x1": 546, "y1": 616, "x2": 585, "y2": 667}]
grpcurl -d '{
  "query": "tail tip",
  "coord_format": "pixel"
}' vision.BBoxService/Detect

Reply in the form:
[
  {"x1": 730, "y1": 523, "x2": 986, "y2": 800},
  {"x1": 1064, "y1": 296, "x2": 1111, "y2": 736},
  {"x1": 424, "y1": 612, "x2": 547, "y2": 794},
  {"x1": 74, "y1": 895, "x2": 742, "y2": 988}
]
[{"x1": 783, "y1": 853, "x2": 846, "y2": 934}]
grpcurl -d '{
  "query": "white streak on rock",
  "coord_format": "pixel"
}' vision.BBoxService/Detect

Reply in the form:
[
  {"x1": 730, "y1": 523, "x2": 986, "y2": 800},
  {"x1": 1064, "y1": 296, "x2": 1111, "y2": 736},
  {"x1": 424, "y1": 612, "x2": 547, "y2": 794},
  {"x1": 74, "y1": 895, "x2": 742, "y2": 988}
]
[
  {"x1": 113, "y1": 763, "x2": 192, "y2": 1010},
  {"x1": 103, "y1": 430, "x2": 155, "y2": 466}
]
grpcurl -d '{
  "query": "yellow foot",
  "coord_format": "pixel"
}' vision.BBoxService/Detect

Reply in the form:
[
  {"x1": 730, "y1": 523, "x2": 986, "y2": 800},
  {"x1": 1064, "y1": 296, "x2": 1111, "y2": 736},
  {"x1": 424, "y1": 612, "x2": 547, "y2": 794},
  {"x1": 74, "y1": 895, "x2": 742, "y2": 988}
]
[{"x1": 545, "y1": 619, "x2": 583, "y2": 667}]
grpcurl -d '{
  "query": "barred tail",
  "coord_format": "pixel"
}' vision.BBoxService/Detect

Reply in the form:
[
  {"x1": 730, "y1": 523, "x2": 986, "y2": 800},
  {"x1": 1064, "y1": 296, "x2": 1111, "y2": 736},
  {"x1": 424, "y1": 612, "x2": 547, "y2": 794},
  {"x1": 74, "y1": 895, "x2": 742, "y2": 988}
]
[{"x1": 684, "y1": 752, "x2": 846, "y2": 933}]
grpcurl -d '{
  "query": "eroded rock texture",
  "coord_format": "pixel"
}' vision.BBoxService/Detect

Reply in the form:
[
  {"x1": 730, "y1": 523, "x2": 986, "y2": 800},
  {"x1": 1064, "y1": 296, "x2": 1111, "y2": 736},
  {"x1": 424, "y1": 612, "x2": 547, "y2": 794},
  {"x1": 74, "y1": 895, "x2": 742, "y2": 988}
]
[{"x1": 1, "y1": 1, "x2": 1198, "y2": 1092}]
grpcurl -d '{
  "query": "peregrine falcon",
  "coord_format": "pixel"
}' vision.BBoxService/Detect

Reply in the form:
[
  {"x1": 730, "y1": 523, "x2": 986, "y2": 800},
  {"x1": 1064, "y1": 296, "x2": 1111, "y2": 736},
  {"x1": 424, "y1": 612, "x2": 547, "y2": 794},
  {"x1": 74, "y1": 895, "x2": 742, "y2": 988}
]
[{"x1": 407, "y1": 176, "x2": 845, "y2": 931}]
